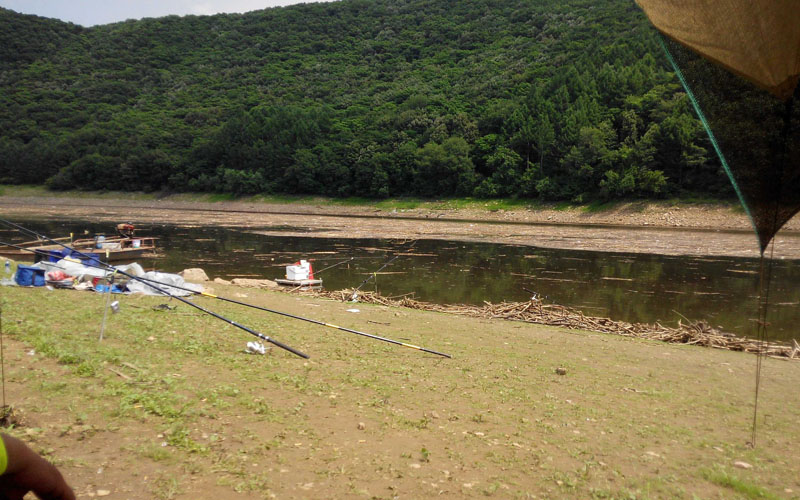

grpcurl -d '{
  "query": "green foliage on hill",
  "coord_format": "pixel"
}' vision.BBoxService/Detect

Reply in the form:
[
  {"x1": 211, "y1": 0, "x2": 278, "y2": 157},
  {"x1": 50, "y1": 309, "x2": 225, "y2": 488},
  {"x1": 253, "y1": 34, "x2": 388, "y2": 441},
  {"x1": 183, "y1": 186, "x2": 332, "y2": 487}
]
[{"x1": 0, "y1": 0, "x2": 733, "y2": 200}]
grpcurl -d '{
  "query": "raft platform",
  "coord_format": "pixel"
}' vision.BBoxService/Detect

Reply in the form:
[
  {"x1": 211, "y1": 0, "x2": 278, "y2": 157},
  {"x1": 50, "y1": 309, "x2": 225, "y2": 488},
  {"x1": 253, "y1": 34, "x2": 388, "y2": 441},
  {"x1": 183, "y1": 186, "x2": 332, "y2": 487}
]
[{"x1": 275, "y1": 278, "x2": 323, "y2": 288}]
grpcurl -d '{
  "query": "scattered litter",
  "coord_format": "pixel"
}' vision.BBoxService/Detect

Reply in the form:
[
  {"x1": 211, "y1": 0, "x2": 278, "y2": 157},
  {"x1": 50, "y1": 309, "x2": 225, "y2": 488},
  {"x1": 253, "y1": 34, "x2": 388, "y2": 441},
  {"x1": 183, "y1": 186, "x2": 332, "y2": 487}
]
[
  {"x1": 152, "y1": 304, "x2": 177, "y2": 312},
  {"x1": 246, "y1": 341, "x2": 267, "y2": 355},
  {"x1": 110, "y1": 301, "x2": 120, "y2": 314},
  {"x1": 734, "y1": 461, "x2": 753, "y2": 469},
  {"x1": 346, "y1": 309, "x2": 360, "y2": 313}
]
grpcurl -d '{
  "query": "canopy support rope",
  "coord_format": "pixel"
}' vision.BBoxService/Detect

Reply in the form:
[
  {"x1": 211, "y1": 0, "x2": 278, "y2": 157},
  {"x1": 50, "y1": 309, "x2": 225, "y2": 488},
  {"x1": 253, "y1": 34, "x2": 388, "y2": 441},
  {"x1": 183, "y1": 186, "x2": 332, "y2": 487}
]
[{"x1": 751, "y1": 95, "x2": 794, "y2": 447}]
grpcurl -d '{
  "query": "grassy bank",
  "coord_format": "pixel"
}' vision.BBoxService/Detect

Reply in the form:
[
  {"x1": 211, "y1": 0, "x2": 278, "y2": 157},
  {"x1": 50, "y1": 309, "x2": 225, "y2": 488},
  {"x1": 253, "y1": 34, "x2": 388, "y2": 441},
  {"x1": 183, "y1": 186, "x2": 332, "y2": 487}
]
[
  {"x1": 0, "y1": 184, "x2": 735, "y2": 214},
  {"x1": 0, "y1": 283, "x2": 797, "y2": 499}
]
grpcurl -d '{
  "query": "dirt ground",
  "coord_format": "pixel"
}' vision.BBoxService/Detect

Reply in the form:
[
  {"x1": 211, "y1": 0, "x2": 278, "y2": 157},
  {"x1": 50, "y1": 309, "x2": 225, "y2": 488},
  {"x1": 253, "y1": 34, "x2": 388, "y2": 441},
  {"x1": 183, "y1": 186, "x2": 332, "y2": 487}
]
[
  {"x1": 1, "y1": 284, "x2": 798, "y2": 500},
  {"x1": 2, "y1": 194, "x2": 800, "y2": 258}
]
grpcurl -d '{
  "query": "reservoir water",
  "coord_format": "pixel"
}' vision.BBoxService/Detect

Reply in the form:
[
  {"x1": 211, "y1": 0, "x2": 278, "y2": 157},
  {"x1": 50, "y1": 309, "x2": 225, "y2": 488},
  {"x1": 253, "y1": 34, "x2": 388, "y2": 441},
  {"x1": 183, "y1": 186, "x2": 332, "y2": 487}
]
[{"x1": 2, "y1": 216, "x2": 798, "y2": 343}]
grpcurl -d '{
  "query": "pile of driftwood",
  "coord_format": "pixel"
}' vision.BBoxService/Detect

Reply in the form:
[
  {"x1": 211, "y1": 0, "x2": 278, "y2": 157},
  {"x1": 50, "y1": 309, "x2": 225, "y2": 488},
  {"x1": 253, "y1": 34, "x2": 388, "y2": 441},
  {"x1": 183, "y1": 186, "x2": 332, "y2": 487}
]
[{"x1": 295, "y1": 289, "x2": 799, "y2": 360}]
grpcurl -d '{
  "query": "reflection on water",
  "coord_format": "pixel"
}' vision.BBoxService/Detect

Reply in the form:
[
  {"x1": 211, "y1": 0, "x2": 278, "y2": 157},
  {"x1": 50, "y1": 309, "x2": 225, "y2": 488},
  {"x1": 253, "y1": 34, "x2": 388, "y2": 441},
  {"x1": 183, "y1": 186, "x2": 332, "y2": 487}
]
[{"x1": 2, "y1": 217, "x2": 798, "y2": 343}]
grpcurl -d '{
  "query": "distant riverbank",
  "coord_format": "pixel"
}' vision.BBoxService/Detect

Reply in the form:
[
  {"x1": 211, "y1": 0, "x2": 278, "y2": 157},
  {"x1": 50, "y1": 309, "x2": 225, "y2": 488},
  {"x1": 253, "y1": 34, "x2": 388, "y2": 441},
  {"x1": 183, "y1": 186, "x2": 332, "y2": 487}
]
[{"x1": 2, "y1": 187, "x2": 799, "y2": 258}]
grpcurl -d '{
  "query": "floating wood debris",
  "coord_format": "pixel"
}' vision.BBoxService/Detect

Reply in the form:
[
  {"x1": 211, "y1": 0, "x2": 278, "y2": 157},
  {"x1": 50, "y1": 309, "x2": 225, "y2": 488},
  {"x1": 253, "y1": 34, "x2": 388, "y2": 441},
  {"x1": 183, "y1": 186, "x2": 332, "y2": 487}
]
[{"x1": 289, "y1": 289, "x2": 798, "y2": 360}]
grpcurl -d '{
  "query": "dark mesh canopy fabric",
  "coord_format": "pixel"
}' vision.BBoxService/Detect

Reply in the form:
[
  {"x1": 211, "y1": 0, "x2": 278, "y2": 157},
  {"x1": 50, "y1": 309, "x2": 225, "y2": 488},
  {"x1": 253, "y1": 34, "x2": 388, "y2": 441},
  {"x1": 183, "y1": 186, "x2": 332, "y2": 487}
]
[
  {"x1": 636, "y1": 1, "x2": 800, "y2": 253},
  {"x1": 663, "y1": 39, "x2": 800, "y2": 252}
]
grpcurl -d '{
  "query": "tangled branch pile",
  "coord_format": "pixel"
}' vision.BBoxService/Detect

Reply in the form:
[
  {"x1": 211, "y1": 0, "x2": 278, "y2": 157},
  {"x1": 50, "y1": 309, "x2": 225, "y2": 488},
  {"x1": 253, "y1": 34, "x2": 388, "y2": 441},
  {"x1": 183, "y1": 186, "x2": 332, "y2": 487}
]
[{"x1": 296, "y1": 289, "x2": 799, "y2": 360}]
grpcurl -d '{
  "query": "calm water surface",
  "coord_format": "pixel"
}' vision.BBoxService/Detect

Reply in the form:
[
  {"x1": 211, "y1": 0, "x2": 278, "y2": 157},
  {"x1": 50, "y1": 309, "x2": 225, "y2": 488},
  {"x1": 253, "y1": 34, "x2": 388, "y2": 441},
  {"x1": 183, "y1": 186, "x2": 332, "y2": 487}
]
[{"x1": 2, "y1": 217, "x2": 798, "y2": 343}]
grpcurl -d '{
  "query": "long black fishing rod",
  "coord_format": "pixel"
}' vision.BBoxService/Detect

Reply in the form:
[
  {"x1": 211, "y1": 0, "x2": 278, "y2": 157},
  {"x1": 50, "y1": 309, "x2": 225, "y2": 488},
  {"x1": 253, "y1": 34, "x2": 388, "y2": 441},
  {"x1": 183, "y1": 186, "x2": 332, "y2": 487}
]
[
  {"x1": 0, "y1": 240, "x2": 452, "y2": 358},
  {"x1": 0, "y1": 223, "x2": 309, "y2": 359},
  {"x1": 130, "y1": 274, "x2": 451, "y2": 358},
  {"x1": 350, "y1": 240, "x2": 417, "y2": 301}
]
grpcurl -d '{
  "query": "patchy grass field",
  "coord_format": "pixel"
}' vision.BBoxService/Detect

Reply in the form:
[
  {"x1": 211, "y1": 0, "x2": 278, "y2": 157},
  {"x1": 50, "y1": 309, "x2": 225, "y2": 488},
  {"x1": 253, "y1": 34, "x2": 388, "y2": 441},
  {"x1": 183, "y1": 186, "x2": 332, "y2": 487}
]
[{"x1": 0, "y1": 284, "x2": 798, "y2": 499}]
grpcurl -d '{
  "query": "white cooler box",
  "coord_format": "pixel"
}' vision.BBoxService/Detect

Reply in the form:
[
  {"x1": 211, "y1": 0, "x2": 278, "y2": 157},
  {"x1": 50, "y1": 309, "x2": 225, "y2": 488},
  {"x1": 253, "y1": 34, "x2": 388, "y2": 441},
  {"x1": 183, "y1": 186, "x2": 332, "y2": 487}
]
[{"x1": 286, "y1": 260, "x2": 311, "y2": 280}]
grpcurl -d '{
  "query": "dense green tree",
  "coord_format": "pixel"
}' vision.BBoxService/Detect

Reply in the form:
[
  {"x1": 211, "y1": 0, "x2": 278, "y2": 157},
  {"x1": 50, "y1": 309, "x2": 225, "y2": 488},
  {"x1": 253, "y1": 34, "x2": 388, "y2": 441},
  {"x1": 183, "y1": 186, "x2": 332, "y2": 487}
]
[{"x1": 0, "y1": 0, "x2": 733, "y2": 201}]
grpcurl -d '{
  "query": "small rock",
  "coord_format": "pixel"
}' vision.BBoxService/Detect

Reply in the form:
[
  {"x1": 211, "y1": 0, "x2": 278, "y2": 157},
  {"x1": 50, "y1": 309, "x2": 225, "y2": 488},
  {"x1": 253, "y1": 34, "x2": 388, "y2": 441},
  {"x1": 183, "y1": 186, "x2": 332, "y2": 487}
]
[
  {"x1": 785, "y1": 488, "x2": 793, "y2": 494},
  {"x1": 357, "y1": 422, "x2": 366, "y2": 430},
  {"x1": 734, "y1": 461, "x2": 753, "y2": 469},
  {"x1": 428, "y1": 411, "x2": 440, "y2": 419},
  {"x1": 555, "y1": 367, "x2": 567, "y2": 376},
  {"x1": 96, "y1": 490, "x2": 111, "y2": 497},
  {"x1": 409, "y1": 463, "x2": 421, "y2": 469},
  {"x1": 147, "y1": 336, "x2": 155, "y2": 342},
  {"x1": 179, "y1": 268, "x2": 209, "y2": 282},
  {"x1": 213, "y1": 277, "x2": 232, "y2": 285},
  {"x1": 646, "y1": 451, "x2": 661, "y2": 458}
]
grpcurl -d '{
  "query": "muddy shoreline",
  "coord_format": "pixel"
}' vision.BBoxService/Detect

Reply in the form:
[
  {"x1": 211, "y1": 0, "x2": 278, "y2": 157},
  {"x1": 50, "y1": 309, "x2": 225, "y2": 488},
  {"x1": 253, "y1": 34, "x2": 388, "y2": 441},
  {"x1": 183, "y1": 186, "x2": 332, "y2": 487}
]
[{"x1": 2, "y1": 195, "x2": 800, "y2": 258}]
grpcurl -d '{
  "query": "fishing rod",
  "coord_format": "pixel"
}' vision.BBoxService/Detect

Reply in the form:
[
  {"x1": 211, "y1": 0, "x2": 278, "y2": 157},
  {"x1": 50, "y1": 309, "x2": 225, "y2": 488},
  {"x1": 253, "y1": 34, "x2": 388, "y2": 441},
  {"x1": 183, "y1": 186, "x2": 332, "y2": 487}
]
[
  {"x1": 350, "y1": 240, "x2": 416, "y2": 301},
  {"x1": 311, "y1": 257, "x2": 354, "y2": 276},
  {"x1": 131, "y1": 274, "x2": 451, "y2": 358},
  {"x1": 0, "y1": 240, "x2": 452, "y2": 358},
  {"x1": 0, "y1": 222, "x2": 309, "y2": 359}
]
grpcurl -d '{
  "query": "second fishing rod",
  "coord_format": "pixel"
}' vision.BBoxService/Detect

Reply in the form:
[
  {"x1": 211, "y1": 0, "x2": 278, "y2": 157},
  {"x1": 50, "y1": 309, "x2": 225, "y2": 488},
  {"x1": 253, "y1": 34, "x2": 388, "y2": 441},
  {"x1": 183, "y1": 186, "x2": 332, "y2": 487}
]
[
  {"x1": 350, "y1": 240, "x2": 417, "y2": 301},
  {"x1": 0, "y1": 223, "x2": 309, "y2": 359}
]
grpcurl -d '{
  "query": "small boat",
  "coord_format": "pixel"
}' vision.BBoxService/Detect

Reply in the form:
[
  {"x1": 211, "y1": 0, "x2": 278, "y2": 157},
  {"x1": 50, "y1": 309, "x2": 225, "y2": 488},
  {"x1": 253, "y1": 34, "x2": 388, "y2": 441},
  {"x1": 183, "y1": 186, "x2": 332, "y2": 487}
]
[
  {"x1": 0, "y1": 236, "x2": 72, "y2": 260},
  {"x1": 38, "y1": 236, "x2": 158, "y2": 263},
  {"x1": 0, "y1": 224, "x2": 157, "y2": 263}
]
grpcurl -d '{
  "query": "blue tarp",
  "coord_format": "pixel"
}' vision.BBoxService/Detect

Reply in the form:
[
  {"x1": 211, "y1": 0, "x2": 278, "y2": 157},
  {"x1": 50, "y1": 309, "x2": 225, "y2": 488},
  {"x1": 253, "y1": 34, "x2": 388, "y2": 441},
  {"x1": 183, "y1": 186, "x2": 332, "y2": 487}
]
[{"x1": 40, "y1": 249, "x2": 101, "y2": 267}]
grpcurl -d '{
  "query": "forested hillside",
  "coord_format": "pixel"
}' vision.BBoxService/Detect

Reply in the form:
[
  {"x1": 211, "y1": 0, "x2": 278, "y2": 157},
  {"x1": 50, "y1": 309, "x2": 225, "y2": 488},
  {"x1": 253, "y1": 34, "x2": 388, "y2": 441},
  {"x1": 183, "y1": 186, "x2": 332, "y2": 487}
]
[{"x1": 0, "y1": 0, "x2": 732, "y2": 200}]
